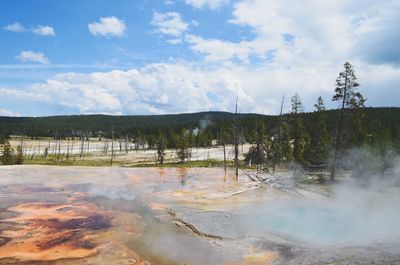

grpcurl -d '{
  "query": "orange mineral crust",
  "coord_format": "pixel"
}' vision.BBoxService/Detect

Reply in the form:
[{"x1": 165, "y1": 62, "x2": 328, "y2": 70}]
[{"x1": 0, "y1": 202, "x2": 149, "y2": 265}]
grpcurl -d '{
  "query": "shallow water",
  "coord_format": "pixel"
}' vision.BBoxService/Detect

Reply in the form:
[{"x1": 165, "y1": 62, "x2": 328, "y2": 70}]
[
  {"x1": 0, "y1": 165, "x2": 399, "y2": 265},
  {"x1": 247, "y1": 205, "x2": 372, "y2": 244},
  {"x1": 0, "y1": 166, "x2": 244, "y2": 264}
]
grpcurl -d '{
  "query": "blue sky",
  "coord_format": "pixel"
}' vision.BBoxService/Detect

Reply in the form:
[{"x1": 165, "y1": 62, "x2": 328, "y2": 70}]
[{"x1": 1, "y1": 0, "x2": 400, "y2": 116}]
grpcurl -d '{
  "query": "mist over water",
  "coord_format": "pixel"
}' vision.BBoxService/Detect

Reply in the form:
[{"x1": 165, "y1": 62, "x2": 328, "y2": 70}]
[
  {"x1": 59, "y1": 152, "x2": 400, "y2": 248},
  {"x1": 249, "y1": 186, "x2": 400, "y2": 245},
  {"x1": 246, "y1": 150, "x2": 400, "y2": 246},
  {"x1": 0, "y1": 162, "x2": 399, "y2": 264}
]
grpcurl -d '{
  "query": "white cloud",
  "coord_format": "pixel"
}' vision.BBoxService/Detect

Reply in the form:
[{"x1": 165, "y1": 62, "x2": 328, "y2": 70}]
[
  {"x1": 152, "y1": 12, "x2": 189, "y2": 37},
  {"x1": 32, "y1": 25, "x2": 55, "y2": 36},
  {"x1": 3, "y1": 22, "x2": 57, "y2": 36},
  {"x1": 229, "y1": 0, "x2": 354, "y2": 58},
  {"x1": 229, "y1": 0, "x2": 400, "y2": 65},
  {"x1": 0, "y1": 108, "x2": 21, "y2": 117},
  {"x1": 3, "y1": 22, "x2": 25, "y2": 32},
  {"x1": 167, "y1": 38, "x2": 183, "y2": 45},
  {"x1": 183, "y1": 0, "x2": 400, "y2": 69},
  {"x1": 88, "y1": 16, "x2": 126, "y2": 38},
  {"x1": 1, "y1": 60, "x2": 400, "y2": 115},
  {"x1": 191, "y1": 20, "x2": 200, "y2": 27},
  {"x1": 184, "y1": 0, "x2": 229, "y2": 10},
  {"x1": 16, "y1": 51, "x2": 49, "y2": 64},
  {"x1": 0, "y1": 63, "x2": 251, "y2": 114},
  {"x1": 185, "y1": 34, "x2": 268, "y2": 63}
]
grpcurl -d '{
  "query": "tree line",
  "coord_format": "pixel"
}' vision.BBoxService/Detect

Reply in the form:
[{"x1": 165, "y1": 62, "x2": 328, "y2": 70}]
[{"x1": 1, "y1": 108, "x2": 399, "y2": 151}]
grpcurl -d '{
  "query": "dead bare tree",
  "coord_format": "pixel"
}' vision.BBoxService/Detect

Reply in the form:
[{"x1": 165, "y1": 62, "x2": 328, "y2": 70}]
[
  {"x1": 220, "y1": 135, "x2": 228, "y2": 183},
  {"x1": 234, "y1": 97, "x2": 240, "y2": 181},
  {"x1": 57, "y1": 139, "x2": 61, "y2": 162},
  {"x1": 103, "y1": 140, "x2": 108, "y2": 154},
  {"x1": 55, "y1": 129, "x2": 61, "y2": 162},
  {"x1": 20, "y1": 134, "x2": 24, "y2": 157},
  {"x1": 110, "y1": 128, "x2": 114, "y2": 166},
  {"x1": 80, "y1": 132, "x2": 84, "y2": 160},
  {"x1": 271, "y1": 95, "x2": 286, "y2": 174},
  {"x1": 46, "y1": 139, "x2": 50, "y2": 158},
  {"x1": 38, "y1": 138, "x2": 41, "y2": 155},
  {"x1": 29, "y1": 145, "x2": 35, "y2": 160},
  {"x1": 86, "y1": 135, "x2": 90, "y2": 155},
  {"x1": 125, "y1": 135, "x2": 129, "y2": 154},
  {"x1": 66, "y1": 139, "x2": 70, "y2": 162}
]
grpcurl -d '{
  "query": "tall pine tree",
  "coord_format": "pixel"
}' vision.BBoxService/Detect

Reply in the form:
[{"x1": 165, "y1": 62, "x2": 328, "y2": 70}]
[
  {"x1": 331, "y1": 62, "x2": 366, "y2": 180},
  {"x1": 305, "y1": 97, "x2": 330, "y2": 165},
  {"x1": 291, "y1": 93, "x2": 308, "y2": 165}
]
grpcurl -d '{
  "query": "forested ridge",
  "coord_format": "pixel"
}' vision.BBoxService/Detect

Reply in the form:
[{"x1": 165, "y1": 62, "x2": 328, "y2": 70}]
[
  {"x1": 1, "y1": 106, "x2": 400, "y2": 173},
  {"x1": 0, "y1": 107, "x2": 399, "y2": 144},
  {"x1": 0, "y1": 111, "x2": 261, "y2": 137}
]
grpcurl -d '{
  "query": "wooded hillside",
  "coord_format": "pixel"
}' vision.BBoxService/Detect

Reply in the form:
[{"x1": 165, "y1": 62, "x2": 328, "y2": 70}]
[{"x1": 0, "y1": 107, "x2": 399, "y2": 146}]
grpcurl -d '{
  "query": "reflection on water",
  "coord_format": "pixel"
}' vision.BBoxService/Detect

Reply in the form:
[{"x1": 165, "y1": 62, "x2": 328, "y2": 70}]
[
  {"x1": 0, "y1": 166, "x2": 241, "y2": 265},
  {"x1": 177, "y1": 167, "x2": 187, "y2": 186},
  {"x1": 0, "y1": 166, "x2": 399, "y2": 265},
  {"x1": 158, "y1": 167, "x2": 166, "y2": 184}
]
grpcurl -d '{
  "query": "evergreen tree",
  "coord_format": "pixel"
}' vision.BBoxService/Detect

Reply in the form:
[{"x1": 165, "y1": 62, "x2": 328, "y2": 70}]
[
  {"x1": 369, "y1": 120, "x2": 394, "y2": 178},
  {"x1": 245, "y1": 120, "x2": 269, "y2": 168},
  {"x1": 331, "y1": 62, "x2": 366, "y2": 180},
  {"x1": 147, "y1": 134, "x2": 157, "y2": 149},
  {"x1": 177, "y1": 130, "x2": 190, "y2": 163},
  {"x1": 166, "y1": 127, "x2": 178, "y2": 148},
  {"x1": 314, "y1": 96, "x2": 326, "y2": 112},
  {"x1": 156, "y1": 136, "x2": 166, "y2": 165},
  {"x1": 15, "y1": 145, "x2": 24, "y2": 164},
  {"x1": 291, "y1": 93, "x2": 304, "y2": 114},
  {"x1": 0, "y1": 137, "x2": 14, "y2": 165},
  {"x1": 270, "y1": 118, "x2": 292, "y2": 173},
  {"x1": 291, "y1": 93, "x2": 308, "y2": 165},
  {"x1": 305, "y1": 97, "x2": 330, "y2": 165},
  {"x1": 195, "y1": 131, "x2": 211, "y2": 147}
]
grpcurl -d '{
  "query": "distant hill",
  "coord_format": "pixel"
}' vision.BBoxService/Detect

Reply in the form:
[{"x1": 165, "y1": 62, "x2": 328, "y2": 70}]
[
  {"x1": 0, "y1": 111, "x2": 265, "y2": 137},
  {"x1": 0, "y1": 107, "x2": 399, "y2": 141}
]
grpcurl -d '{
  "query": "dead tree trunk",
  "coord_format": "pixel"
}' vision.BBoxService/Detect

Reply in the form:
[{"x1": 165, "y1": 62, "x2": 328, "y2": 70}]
[
  {"x1": 86, "y1": 136, "x2": 90, "y2": 155},
  {"x1": 57, "y1": 139, "x2": 61, "y2": 162},
  {"x1": 331, "y1": 75, "x2": 348, "y2": 181},
  {"x1": 55, "y1": 130, "x2": 60, "y2": 162},
  {"x1": 272, "y1": 95, "x2": 285, "y2": 174},
  {"x1": 66, "y1": 139, "x2": 70, "y2": 162},
  {"x1": 80, "y1": 132, "x2": 84, "y2": 160},
  {"x1": 223, "y1": 141, "x2": 227, "y2": 173},
  {"x1": 125, "y1": 135, "x2": 129, "y2": 154},
  {"x1": 110, "y1": 128, "x2": 114, "y2": 166},
  {"x1": 234, "y1": 97, "x2": 239, "y2": 181},
  {"x1": 20, "y1": 134, "x2": 24, "y2": 157}
]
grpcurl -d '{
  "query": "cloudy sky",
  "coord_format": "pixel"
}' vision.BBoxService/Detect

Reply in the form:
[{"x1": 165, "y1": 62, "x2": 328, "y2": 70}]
[{"x1": 1, "y1": 0, "x2": 400, "y2": 116}]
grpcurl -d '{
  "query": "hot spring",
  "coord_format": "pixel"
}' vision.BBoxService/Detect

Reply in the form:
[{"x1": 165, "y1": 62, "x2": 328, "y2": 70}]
[{"x1": 0, "y1": 165, "x2": 399, "y2": 265}]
